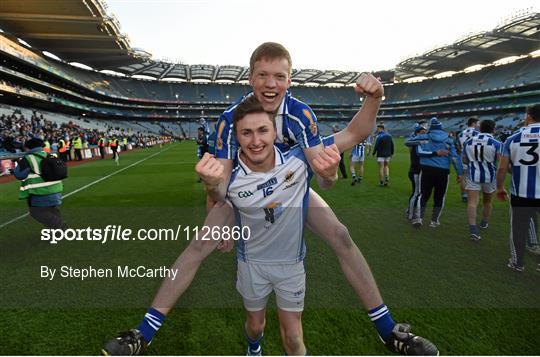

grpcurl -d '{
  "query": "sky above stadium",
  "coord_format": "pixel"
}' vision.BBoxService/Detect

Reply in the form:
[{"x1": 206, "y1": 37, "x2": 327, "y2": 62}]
[{"x1": 106, "y1": 0, "x2": 539, "y2": 72}]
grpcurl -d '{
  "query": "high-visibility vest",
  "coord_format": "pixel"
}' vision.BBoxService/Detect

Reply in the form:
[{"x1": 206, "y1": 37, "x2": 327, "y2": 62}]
[
  {"x1": 44, "y1": 141, "x2": 51, "y2": 153},
  {"x1": 123, "y1": 138, "x2": 127, "y2": 146},
  {"x1": 73, "y1": 137, "x2": 83, "y2": 149},
  {"x1": 110, "y1": 139, "x2": 118, "y2": 147},
  {"x1": 58, "y1": 139, "x2": 67, "y2": 153},
  {"x1": 98, "y1": 138, "x2": 105, "y2": 147},
  {"x1": 19, "y1": 152, "x2": 63, "y2": 200}
]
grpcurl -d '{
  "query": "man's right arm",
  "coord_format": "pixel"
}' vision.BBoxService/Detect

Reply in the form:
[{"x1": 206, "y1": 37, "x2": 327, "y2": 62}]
[
  {"x1": 405, "y1": 133, "x2": 429, "y2": 147},
  {"x1": 195, "y1": 154, "x2": 231, "y2": 202},
  {"x1": 206, "y1": 158, "x2": 232, "y2": 201},
  {"x1": 331, "y1": 73, "x2": 383, "y2": 153}
]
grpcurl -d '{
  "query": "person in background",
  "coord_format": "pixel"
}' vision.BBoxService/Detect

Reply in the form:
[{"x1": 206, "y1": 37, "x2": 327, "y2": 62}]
[
  {"x1": 496, "y1": 104, "x2": 540, "y2": 272},
  {"x1": 456, "y1": 117, "x2": 479, "y2": 202},
  {"x1": 372, "y1": 124, "x2": 394, "y2": 187},
  {"x1": 406, "y1": 117, "x2": 463, "y2": 228},
  {"x1": 462, "y1": 119, "x2": 501, "y2": 241},
  {"x1": 349, "y1": 136, "x2": 371, "y2": 186},
  {"x1": 333, "y1": 124, "x2": 348, "y2": 179},
  {"x1": 13, "y1": 137, "x2": 66, "y2": 229}
]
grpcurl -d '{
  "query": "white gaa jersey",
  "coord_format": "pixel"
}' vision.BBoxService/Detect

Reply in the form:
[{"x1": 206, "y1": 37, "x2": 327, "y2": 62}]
[
  {"x1": 463, "y1": 134, "x2": 501, "y2": 183},
  {"x1": 227, "y1": 145, "x2": 312, "y2": 265},
  {"x1": 503, "y1": 123, "x2": 540, "y2": 199},
  {"x1": 351, "y1": 141, "x2": 368, "y2": 159},
  {"x1": 457, "y1": 127, "x2": 479, "y2": 150}
]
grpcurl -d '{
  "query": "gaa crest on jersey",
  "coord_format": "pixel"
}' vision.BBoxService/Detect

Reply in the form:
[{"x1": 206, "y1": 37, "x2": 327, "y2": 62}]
[{"x1": 302, "y1": 109, "x2": 318, "y2": 136}]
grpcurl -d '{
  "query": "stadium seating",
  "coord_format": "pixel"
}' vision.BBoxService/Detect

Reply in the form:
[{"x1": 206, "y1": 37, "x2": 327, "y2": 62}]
[{"x1": 0, "y1": 30, "x2": 538, "y2": 135}]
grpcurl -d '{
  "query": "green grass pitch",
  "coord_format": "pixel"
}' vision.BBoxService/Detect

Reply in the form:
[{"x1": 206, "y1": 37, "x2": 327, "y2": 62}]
[{"x1": 0, "y1": 139, "x2": 539, "y2": 355}]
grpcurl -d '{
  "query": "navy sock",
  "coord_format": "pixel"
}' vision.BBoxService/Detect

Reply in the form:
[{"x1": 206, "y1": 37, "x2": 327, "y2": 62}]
[
  {"x1": 368, "y1": 304, "x2": 396, "y2": 342},
  {"x1": 137, "y1": 307, "x2": 166, "y2": 343},
  {"x1": 469, "y1": 225, "x2": 479, "y2": 235},
  {"x1": 246, "y1": 331, "x2": 263, "y2": 352}
]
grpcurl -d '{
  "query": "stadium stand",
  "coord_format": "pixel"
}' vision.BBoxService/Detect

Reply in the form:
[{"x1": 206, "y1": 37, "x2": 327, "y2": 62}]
[{"x1": 0, "y1": 8, "x2": 537, "y2": 138}]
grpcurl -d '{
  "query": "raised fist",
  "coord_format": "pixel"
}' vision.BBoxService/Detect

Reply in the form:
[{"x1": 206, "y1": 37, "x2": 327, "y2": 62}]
[{"x1": 354, "y1": 72, "x2": 384, "y2": 99}]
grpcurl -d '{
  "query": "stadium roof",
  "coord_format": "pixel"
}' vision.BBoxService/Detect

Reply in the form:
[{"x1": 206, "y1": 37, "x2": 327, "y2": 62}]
[
  {"x1": 0, "y1": 1, "x2": 538, "y2": 84},
  {"x1": 0, "y1": 0, "x2": 148, "y2": 67},
  {"x1": 395, "y1": 12, "x2": 540, "y2": 80}
]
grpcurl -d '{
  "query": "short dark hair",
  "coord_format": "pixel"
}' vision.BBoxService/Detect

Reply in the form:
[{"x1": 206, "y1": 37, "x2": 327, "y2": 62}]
[
  {"x1": 249, "y1": 42, "x2": 292, "y2": 75},
  {"x1": 233, "y1": 96, "x2": 275, "y2": 131},
  {"x1": 467, "y1": 117, "x2": 479, "y2": 127},
  {"x1": 526, "y1": 104, "x2": 540, "y2": 123},
  {"x1": 479, "y1": 119, "x2": 495, "y2": 134}
]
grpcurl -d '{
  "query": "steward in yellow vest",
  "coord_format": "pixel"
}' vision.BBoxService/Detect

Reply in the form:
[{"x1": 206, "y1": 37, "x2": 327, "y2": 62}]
[{"x1": 13, "y1": 138, "x2": 66, "y2": 229}]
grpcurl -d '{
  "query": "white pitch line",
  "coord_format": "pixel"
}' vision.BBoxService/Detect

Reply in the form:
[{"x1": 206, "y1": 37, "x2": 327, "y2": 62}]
[{"x1": 0, "y1": 146, "x2": 172, "y2": 230}]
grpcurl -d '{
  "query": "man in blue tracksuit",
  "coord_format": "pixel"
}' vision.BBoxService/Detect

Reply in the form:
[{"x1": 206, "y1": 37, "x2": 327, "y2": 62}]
[
  {"x1": 372, "y1": 124, "x2": 394, "y2": 186},
  {"x1": 406, "y1": 117, "x2": 463, "y2": 227}
]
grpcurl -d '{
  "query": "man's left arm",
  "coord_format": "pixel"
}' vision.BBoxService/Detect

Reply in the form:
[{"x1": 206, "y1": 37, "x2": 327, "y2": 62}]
[
  {"x1": 496, "y1": 140, "x2": 511, "y2": 201},
  {"x1": 496, "y1": 156, "x2": 510, "y2": 201},
  {"x1": 332, "y1": 73, "x2": 383, "y2": 152}
]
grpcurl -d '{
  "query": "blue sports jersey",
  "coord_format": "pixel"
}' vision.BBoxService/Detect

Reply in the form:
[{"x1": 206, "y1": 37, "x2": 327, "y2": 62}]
[
  {"x1": 502, "y1": 123, "x2": 540, "y2": 199},
  {"x1": 463, "y1": 133, "x2": 502, "y2": 183},
  {"x1": 215, "y1": 91, "x2": 321, "y2": 160}
]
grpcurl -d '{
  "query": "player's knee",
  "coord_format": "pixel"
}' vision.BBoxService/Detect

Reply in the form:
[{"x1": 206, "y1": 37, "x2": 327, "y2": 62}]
[
  {"x1": 186, "y1": 237, "x2": 216, "y2": 260},
  {"x1": 332, "y1": 222, "x2": 354, "y2": 252},
  {"x1": 246, "y1": 316, "x2": 265, "y2": 336},
  {"x1": 282, "y1": 330, "x2": 303, "y2": 354}
]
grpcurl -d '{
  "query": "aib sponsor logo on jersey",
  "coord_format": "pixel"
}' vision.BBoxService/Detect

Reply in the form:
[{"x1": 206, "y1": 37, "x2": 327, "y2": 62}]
[{"x1": 257, "y1": 177, "x2": 277, "y2": 197}]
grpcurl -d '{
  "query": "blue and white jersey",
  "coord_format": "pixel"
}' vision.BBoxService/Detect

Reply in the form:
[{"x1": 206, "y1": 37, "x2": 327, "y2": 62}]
[
  {"x1": 463, "y1": 133, "x2": 501, "y2": 183},
  {"x1": 199, "y1": 119, "x2": 210, "y2": 135},
  {"x1": 457, "y1": 127, "x2": 479, "y2": 151},
  {"x1": 215, "y1": 91, "x2": 321, "y2": 159},
  {"x1": 502, "y1": 123, "x2": 540, "y2": 199},
  {"x1": 227, "y1": 145, "x2": 312, "y2": 265},
  {"x1": 351, "y1": 142, "x2": 366, "y2": 159}
]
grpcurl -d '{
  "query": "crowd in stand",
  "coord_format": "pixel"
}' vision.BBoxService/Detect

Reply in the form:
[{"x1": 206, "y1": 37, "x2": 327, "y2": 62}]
[{"x1": 0, "y1": 109, "x2": 171, "y2": 175}]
